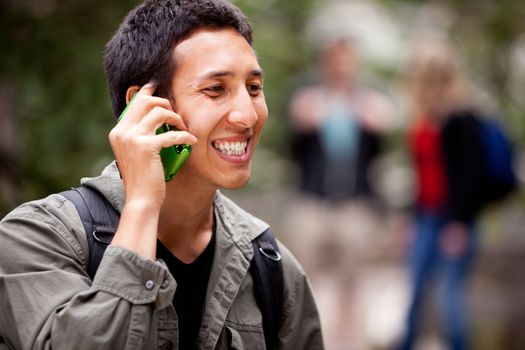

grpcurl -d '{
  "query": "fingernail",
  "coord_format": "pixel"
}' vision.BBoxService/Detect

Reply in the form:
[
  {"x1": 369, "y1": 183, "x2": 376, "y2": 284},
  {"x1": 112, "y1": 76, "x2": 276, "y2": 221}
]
[{"x1": 143, "y1": 81, "x2": 156, "y2": 88}]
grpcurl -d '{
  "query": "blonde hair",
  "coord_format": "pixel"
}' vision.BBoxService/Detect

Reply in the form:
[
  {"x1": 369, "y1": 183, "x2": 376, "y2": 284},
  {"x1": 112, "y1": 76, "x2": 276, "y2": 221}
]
[{"x1": 406, "y1": 40, "x2": 470, "y2": 119}]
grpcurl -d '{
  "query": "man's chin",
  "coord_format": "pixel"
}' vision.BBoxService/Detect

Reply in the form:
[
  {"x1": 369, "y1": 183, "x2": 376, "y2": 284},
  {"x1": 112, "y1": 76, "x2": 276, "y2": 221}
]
[{"x1": 220, "y1": 175, "x2": 251, "y2": 190}]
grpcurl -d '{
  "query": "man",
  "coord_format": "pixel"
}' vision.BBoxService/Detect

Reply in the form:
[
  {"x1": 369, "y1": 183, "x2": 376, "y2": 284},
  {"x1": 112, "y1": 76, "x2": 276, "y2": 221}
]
[
  {"x1": 288, "y1": 37, "x2": 392, "y2": 200},
  {"x1": 0, "y1": 0, "x2": 323, "y2": 349},
  {"x1": 286, "y1": 37, "x2": 393, "y2": 348}
]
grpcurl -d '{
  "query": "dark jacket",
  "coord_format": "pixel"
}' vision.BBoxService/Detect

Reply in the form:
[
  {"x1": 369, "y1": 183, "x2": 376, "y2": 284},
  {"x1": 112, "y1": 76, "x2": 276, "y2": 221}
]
[{"x1": 441, "y1": 110, "x2": 485, "y2": 222}]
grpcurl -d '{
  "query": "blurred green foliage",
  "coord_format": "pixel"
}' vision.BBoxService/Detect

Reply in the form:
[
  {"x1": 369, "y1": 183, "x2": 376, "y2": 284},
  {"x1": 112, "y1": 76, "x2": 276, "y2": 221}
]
[{"x1": 0, "y1": 0, "x2": 139, "y2": 212}]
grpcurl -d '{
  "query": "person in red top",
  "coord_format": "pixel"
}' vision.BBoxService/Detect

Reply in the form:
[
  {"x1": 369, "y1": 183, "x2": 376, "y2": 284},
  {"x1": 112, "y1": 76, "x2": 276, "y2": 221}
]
[{"x1": 400, "y1": 40, "x2": 483, "y2": 350}]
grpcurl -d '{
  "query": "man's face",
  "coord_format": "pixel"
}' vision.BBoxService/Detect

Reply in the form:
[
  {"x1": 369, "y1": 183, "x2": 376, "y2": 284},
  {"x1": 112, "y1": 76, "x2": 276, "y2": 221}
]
[
  {"x1": 170, "y1": 27, "x2": 268, "y2": 190},
  {"x1": 324, "y1": 41, "x2": 360, "y2": 82}
]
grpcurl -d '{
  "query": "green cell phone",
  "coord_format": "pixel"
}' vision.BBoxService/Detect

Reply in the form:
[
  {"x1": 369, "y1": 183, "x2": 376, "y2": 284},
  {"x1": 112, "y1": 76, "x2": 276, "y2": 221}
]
[
  {"x1": 156, "y1": 123, "x2": 191, "y2": 181},
  {"x1": 117, "y1": 98, "x2": 191, "y2": 182}
]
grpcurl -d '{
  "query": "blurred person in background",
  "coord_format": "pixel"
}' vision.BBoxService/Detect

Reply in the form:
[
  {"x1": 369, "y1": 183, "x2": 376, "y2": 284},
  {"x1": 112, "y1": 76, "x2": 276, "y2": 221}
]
[
  {"x1": 288, "y1": 37, "x2": 392, "y2": 201},
  {"x1": 400, "y1": 39, "x2": 489, "y2": 350},
  {"x1": 285, "y1": 37, "x2": 394, "y2": 349}
]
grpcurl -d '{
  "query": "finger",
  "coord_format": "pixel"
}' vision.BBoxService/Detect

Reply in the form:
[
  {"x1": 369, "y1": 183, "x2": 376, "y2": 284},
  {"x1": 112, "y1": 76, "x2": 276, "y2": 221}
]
[
  {"x1": 135, "y1": 81, "x2": 174, "y2": 112},
  {"x1": 141, "y1": 107, "x2": 187, "y2": 132},
  {"x1": 155, "y1": 130, "x2": 198, "y2": 148},
  {"x1": 118, "y1": 95, "x2": 174, "y2": 126},
  {"x1": 164, "y1": 112, "x2": 188, "y2": 131},
  {"x1": 117, "y1": 81, "x2": 158, "y2": 123},
  {"x1": 136, "y1": 81, "x2": 157, "y2": 97}
]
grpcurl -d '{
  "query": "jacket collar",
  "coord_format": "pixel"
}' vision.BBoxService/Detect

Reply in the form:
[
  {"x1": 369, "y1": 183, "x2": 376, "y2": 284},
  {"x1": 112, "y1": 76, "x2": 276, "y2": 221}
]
[
  {"x1": 213, "y1": 191, "x2": 269, "y2": 259},
  {"x1": 80, "y1": 161, "x2": 125, "y2": 212}
]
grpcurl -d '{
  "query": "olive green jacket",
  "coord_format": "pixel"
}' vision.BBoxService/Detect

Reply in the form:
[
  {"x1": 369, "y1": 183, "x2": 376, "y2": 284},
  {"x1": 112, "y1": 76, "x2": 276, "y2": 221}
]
[{"x1": 0, "y1": 162, "x2": 323, "y2": 350}]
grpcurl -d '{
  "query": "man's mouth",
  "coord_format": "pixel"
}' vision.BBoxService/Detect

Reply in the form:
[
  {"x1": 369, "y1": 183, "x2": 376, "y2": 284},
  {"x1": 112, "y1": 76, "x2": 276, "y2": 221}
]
[{"x1": 212, "y1": 139, "x2": 249, "y2": 156}]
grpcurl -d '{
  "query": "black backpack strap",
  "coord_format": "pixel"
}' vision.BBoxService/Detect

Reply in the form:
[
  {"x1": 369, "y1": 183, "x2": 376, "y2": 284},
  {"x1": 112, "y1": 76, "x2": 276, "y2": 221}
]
[
  {"x1": 60, "y1": 187, "x2": 119, "y2": 279},
  {"x1": 250, "y1": 228, "x2": 284, "y2": 350}
]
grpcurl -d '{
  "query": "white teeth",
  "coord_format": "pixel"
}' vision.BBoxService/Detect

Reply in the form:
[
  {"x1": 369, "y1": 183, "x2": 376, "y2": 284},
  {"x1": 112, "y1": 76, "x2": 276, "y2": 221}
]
[{"x1": 214, "y1": 141, "x2": 247, "y2": 156}]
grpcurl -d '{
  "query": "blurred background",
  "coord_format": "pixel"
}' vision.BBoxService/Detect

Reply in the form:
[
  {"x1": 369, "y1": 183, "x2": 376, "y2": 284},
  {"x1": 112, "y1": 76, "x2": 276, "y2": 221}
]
[{"x1": 1, "y1": 0, "x2": 525, "y2": 349}]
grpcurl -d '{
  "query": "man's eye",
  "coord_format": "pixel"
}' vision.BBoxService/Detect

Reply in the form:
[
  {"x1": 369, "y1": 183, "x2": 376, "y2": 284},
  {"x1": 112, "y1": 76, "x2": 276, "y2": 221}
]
[
  {"x1": 247, "y1": 84, "x2": 262, "y2": 95},
  {"x1": 204, "y1": 86, "x2": 224, "y2": 96}
]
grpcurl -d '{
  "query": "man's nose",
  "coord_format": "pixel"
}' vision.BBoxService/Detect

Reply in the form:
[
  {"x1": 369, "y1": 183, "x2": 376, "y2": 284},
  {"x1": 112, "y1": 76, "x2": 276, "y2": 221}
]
[{"x1": 227, "y1": 89, "x2": 259, "y2": 128}]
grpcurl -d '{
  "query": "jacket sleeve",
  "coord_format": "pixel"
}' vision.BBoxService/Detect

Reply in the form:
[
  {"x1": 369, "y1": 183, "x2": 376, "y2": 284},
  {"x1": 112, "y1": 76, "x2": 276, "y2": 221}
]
[
  {"x1": 277, "y1": 243, "x2": 324, "y2": 350},
  {"x1": 0, "y1": 194, "x2": 175, "y2": 350}
]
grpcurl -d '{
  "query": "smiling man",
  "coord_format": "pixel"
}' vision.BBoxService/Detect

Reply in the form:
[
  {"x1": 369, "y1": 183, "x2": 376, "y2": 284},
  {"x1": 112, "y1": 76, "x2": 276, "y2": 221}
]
[{"x1": 0, "y1": 1, "x2": 323, "y2": 349}]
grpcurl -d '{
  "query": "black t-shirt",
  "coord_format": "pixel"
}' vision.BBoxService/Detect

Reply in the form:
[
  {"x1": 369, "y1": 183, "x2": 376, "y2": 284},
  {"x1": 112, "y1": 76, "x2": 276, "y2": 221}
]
[{"x1": 156, "y1": 231, "x2": 215, "y2": 350}]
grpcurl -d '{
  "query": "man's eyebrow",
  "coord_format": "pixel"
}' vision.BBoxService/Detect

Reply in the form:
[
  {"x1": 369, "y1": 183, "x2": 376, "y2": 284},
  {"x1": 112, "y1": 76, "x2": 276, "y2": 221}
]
[
  {"x1": 199, "y1": 69, "x2": 264, "y2": 80},
  {"x1": 250, "y1": 69, "x2": 264, "y2": 78}
]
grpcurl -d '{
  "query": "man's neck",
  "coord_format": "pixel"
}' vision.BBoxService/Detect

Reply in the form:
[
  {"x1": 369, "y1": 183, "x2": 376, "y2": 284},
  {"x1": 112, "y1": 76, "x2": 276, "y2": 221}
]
[{"x1": 157, "y1": 179, "x2": 216, "y2": 263}]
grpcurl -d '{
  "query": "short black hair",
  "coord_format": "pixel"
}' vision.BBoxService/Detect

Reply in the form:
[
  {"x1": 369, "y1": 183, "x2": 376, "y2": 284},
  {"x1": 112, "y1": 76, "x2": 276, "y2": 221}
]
[{"x1": 104, "y1": 0, "x2": 253, "y2": 118}]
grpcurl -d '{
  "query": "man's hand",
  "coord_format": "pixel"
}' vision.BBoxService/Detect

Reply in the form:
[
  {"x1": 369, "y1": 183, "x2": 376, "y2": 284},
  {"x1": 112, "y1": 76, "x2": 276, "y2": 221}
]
[
  {"x1": 108, "y1": 82, "x2": 197, "y2": 259},
  {"x1": 109, "y1": 82, "x2": 197, "y2": 210}
]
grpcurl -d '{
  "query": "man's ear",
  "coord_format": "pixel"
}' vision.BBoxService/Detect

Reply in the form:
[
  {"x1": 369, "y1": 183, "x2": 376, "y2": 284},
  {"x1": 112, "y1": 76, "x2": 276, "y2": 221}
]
[{"x1": 125, "y1": 86, "x2": 141, "y2": 104}]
